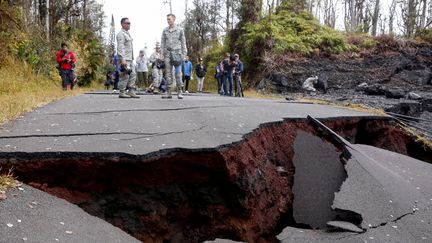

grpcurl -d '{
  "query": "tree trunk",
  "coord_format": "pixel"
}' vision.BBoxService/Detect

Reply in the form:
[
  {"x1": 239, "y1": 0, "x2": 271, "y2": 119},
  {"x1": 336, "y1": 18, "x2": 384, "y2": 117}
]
[
  {"x1": 371, "y1": 0, "x2": 380, "y2": 36},
  {"x1": 419, "y1": 0, "x2": 427, "y2": 29},
  {"x1": 388, "y1": 0, "x2": 396, "y2": 34},
  {"x1": 406, "y1": 0, "x2": 417, "y2": 37},
  {"x1": 226, "y1": 0, "x2": 231, "y2": 31}
]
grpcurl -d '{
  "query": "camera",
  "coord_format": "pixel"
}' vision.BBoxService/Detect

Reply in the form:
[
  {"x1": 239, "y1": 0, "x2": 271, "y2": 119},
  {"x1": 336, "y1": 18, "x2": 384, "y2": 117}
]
[
  {"x1": 120, "y1": 65, "x2": 133, "y2": 75},
  {"x1": 156, "y1": 59, "x2": 166, "y2": 69}
]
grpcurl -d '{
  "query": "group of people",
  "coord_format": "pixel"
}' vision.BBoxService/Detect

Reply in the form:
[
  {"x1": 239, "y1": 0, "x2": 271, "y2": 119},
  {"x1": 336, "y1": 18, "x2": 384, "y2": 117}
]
[
  {"x1": 56, "y1": 13, "x2": 245, "y2": 98},
  {"x1": 113, "y1": 14, "x2": 208, "y2": 99},
  {"x1": 215, "y1": 52, "x2": 244, "y2": 97}
]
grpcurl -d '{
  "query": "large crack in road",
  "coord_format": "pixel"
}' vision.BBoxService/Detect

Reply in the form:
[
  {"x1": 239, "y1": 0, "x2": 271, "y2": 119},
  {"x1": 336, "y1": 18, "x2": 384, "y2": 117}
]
[{"x1": 1, "y1": 117, "x2": 431, "y2": 242}]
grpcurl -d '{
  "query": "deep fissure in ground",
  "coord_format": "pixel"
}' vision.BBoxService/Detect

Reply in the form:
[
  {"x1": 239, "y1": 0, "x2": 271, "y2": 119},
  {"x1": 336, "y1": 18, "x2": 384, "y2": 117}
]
[{"x1": 0, "y1": 117, "x2": 430, "y2": 242}]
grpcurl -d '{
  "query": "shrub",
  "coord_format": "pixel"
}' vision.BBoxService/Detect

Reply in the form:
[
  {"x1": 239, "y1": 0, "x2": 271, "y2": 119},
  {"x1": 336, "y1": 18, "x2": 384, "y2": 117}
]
[{"x1": 238, "y1": 9, "x2": 347, "y2": 56}]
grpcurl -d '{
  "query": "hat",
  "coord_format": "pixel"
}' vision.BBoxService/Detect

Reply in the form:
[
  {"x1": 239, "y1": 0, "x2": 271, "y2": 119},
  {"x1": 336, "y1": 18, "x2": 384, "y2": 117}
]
[
  {"x1": 199, "y1": 58, "x2": 203, "y2": 61},
  {"x1": 155, "y1": 42, "x2": 161, "y2": 48}
]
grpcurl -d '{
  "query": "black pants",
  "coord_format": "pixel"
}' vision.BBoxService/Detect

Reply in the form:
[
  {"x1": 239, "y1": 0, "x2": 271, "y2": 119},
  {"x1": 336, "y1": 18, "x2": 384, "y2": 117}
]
[
  {"x1": 114, "y1": 71, "x2": 120, "y2": 90},
  {"x1": 183, "y1": 75, "x2": 191, "y2": 91}
]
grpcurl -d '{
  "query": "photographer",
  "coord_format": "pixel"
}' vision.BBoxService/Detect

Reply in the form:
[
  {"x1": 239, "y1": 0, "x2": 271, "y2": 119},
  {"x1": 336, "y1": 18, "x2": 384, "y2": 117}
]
[
  {"x1": 149, "y1": 42, "x2": 164, "y2": 93},
  {"x1": 234, "y1": 54, "x2": 244, "y2": 97},
  {"x1": 56, "y1": 43, "x2": 76, "y2": 91},
  {"x1": 220, "y1": 53, "x2": 237, "y2": 96},
  {"x1": 116, "y1": 17, "x2": 139, "y2": 98}
]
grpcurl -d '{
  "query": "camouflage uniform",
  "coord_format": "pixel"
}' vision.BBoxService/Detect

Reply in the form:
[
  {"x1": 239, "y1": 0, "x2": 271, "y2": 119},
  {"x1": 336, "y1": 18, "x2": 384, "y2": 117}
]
[
  {"x1": 149, "y1": 50, "x2": 163, "y2": 89},
  {"x1": 116, "y1": 28, "x2": 137, "y2": 94},
  {"x1": 302, "y1": 76, "x2": 318, "y2": 94},
  {"x1": 160, "y1": 25, "x2": 187, "y2": 96}
]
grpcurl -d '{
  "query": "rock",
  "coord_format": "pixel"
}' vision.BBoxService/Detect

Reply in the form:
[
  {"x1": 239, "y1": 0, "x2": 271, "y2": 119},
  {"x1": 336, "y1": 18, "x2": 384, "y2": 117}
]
[
  {"x1": 386, "y1": 101, "x2": 424, "y2": 117},
  {"x1": 326, "y1": 221, "x2": 364, "y2": 233},
  {"x1": 315, "y1": 78, "x2": 328, "y2": 93},
  {"x1": 356, "y1": 82, "x2": 368, "y2": 90},
  {"x1": 361, "y1": 84, "x2": 387, "y2": 96},
  {"x1": 407, "y1": 92, "x2": 422, "y2": 100},
  {"x1": 391, "y1": 68, "x2": 432, "y2": 86},
  {"x1": 385, "y1": 88, "x2": 406, "y2": 99}
]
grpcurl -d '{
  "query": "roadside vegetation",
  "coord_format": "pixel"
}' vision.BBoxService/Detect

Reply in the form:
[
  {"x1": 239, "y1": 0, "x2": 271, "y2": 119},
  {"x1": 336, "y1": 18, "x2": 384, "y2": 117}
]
[
  {"x1": 0, "y1": 2, "x2": 107, "y2": 125},
  {"x1": 0, "y1": 59, "x2": 87, "y2": 125},
  {"x1": 0, "y1": 168, "x2": 17, "y2": 200}
]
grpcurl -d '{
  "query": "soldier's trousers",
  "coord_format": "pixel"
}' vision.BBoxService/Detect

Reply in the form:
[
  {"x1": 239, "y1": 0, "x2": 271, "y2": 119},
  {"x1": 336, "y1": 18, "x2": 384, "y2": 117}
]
[
  {"x1": 152, "y1": 68, "x2": 163, "y2": 88},
  {"x1": 118, "y1": 61, "x2": 136, "y2": 91},
  {"x1": 164, "y1": 59, "x2": 183, "y2": 92}
]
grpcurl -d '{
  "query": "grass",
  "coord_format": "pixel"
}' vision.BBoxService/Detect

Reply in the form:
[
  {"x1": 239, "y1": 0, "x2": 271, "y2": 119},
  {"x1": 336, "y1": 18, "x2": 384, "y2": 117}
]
[
  {"x1": 298, "y1": 97, "x2": 386, "y2": 116},
  {"x1": 0, "y1": 168, "x2": 17, "y2": 195},
  {"x1": 0, "y1": 59, "x2": 88, "y2": 125}
]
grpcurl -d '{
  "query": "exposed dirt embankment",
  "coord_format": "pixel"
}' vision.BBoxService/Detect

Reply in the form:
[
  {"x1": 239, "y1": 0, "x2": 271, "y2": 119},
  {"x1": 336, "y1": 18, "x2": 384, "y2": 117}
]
[
  {"x1": 0, "y1": 117, "x2": 430, "y2": 242},
  {"x1": 258, "y1": 42, "x2": 432, "y2": 94}
]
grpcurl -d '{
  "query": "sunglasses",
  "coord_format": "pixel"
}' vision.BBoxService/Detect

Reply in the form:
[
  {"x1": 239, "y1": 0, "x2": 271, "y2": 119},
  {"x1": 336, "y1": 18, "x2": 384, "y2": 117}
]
[{"x1": 124, "y1": 22, "x2": 131, "y2": 25}]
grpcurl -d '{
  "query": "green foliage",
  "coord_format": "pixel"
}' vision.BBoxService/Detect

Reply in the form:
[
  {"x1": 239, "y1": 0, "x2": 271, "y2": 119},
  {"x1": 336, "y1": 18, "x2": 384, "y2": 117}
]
[
  {"x1": 347, "y1": 34, "x2": 378, "y2": 50},
  {"x1": 0, "y1": 1, "x2": 107, "y2": 86},
  {"x1": 238, "y1": 9, "x2": 347, "y2": 56},
  {"x1": 415, "y1": 29, "x2": 432, "y2": 44}
]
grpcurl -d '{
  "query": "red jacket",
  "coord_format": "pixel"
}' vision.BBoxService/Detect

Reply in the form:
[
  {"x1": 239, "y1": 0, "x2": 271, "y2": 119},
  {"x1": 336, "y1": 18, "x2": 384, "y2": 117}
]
[{"x1": 56, "y1": 50, "x2": 76, "y2": 70}]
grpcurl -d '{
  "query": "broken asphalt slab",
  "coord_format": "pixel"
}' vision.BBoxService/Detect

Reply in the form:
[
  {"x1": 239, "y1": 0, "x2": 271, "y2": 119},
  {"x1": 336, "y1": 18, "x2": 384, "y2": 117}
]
[
  {"x1": 277, "y1": 118, "x2": 432, "y2": 242},
  {"x1": 0, "y1": 184, "x2": 140, "y2": 243}
]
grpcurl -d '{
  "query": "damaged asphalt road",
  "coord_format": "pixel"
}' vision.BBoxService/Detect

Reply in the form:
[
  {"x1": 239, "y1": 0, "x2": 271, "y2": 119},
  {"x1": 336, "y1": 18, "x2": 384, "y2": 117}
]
[
  {"x1": 0, "y1": 93, "x2": 431, "y2": 242},
  {"x1": 0, "y1": 93, "x2": 373, "y2": 154}
]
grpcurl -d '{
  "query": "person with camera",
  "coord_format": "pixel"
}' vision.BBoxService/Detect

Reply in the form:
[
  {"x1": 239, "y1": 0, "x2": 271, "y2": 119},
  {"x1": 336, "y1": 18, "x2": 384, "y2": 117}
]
[
  {"x1": 149, "y1": 42, "x2": 164, "y2": 93},
  {"x1": 160, "y1": 13, "x2": 187, "y2": 99},
  {"x1": 116, "y1": 17, "x2": 139, "y2": 98},
  {"x1": 234, "y1": 54, "x2": 244, "y2": 97},
  {"x1": 136, "y1": 49, "x2": 149, "y2": 90},
  {"x1": 56, "y1": 43, "x2": 76, "y2": 91},
  {"x1": 221, "y1": 53, "x2": 237, "y2": 96}
]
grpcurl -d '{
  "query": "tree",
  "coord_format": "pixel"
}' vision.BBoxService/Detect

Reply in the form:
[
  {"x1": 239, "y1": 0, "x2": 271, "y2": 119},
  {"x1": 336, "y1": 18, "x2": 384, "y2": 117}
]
[
  {"x1": 388, "y1": 0, "x2": 396, "y2": 34},
  {"x1": 370, "y1": 0, "x2": 379, "y2": 36}
]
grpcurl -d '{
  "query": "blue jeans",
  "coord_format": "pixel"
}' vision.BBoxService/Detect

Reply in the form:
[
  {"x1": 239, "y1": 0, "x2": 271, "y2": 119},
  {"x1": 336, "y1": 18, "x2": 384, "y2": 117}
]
[{"x1": 223, "y1": 72, "x2": 233, "y2": 96}]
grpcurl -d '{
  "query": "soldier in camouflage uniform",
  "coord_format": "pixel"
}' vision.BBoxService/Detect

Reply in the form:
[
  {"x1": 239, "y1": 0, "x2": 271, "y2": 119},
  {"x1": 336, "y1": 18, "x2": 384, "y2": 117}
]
[
  {"x1": 160, "y1": 14, "x2": 187, "y2": 99},
  {"x1": 116, "y1": 17, "x2": 139, "y2": 98}
]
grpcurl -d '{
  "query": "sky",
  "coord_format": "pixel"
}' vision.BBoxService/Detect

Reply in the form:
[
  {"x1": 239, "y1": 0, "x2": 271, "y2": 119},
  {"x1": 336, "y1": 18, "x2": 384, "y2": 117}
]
[
  {"x1": 100, "y1": 0, "x2": 187, "y2": 56},
  {"x1": 100, "y1": 0, "x2": 400, "y2": 56}
]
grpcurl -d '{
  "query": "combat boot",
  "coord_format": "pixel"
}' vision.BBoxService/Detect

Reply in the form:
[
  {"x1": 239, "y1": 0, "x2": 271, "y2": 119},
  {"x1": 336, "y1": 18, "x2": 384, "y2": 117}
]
[
  {"x1": 119, "y1": 90, "x2": 130, "y2": 98},
  {"x1": 162, "y1": 88, "x2": 172, "y2": 99},
  {"x1": 127, "y1": 89, "x2": 140, "y2": 98},
  {"x1": 177, "y1": 89, "x2": 183, "y2": 99}
]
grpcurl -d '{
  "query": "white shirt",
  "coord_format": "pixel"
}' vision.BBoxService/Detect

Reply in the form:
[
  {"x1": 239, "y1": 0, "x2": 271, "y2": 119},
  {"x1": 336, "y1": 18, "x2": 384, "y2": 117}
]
[{"x1": 136, "y1": 55, "x2": 148, "y2": 72}]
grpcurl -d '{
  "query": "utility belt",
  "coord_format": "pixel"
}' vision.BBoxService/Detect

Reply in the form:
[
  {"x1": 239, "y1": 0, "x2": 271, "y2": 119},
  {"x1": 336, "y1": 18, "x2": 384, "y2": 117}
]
[{"x1": 166, "y1": 48, "x2": 180, "y2": 52}]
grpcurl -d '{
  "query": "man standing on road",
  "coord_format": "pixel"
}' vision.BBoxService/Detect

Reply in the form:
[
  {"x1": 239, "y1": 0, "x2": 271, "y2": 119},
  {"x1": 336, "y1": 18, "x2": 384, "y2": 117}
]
[
  {"x1": 181, "y1": 55, "x2": 193, "y2": 94},
  {"x1": 149, "y1": 42, "x2": 163, "y2": 93},
  {"x1": 136, "y1": 49, "x2": 149, "y2": 90},
  {"x1": 56, "y1": 43, "x2": 76, "y2": 91},
  {"x1": 116, "y1": 17, "x2": 139, "y2": 98},
  {"x1": 160, "y1": 13, "x2": 187, "y2": 99},
  {"x1": 234, "y1": 54, "x2": 244, "y2": 97},
  {"x1": 195, "y1": 58, "x2": 207, "y2": 93}
]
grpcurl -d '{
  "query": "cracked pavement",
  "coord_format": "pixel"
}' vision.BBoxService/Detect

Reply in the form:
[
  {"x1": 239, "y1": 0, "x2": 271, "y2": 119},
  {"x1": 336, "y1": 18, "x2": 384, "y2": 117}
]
[
  {"x1": 2, "y1": 93, "x2": 431, "y2": 242},
  {"x1": 278, "y1": 118, "x2": 432, "y2": 242},
  {"x1": 0, "y1": 93, "x2": 375, "y2": 155}
]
